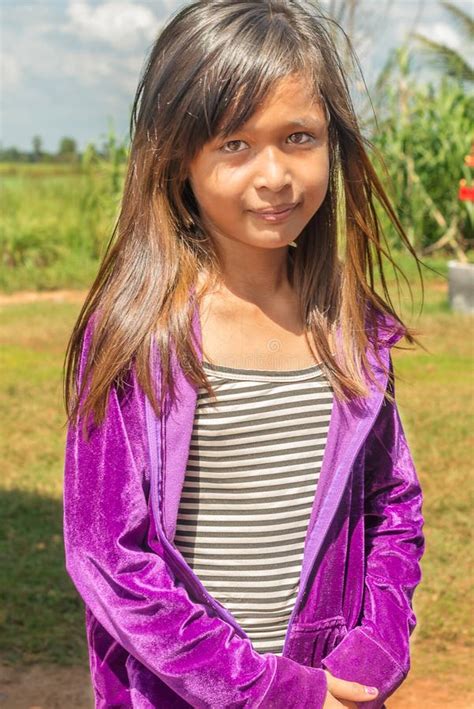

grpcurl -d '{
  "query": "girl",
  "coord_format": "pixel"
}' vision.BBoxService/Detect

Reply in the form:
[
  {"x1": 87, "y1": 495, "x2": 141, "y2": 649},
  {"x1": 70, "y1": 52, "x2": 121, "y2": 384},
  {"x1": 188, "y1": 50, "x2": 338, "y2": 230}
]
[{"x1": 62, "y1": 2, "x2": 426, "y2": 708}]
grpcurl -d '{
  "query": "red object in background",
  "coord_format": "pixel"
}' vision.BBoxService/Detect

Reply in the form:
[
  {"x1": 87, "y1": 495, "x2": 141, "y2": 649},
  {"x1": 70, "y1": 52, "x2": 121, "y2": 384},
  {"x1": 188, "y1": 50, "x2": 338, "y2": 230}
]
[
  {"x1": 459, "y1": 179, "x2": 474, "y2": 202},
  {"x1": 459, "y1": 143, "x2": 474, "y2": 201}
]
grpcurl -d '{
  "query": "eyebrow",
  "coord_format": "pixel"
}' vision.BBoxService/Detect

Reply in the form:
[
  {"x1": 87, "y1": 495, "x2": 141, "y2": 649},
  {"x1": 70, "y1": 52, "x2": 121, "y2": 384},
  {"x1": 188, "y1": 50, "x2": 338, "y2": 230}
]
[
  {"x1": 235, "y1": 116, "x2": 325, "y2": 135},
  {"x1": 280, "y1": 117, "x2": 324, "y2": 129}
]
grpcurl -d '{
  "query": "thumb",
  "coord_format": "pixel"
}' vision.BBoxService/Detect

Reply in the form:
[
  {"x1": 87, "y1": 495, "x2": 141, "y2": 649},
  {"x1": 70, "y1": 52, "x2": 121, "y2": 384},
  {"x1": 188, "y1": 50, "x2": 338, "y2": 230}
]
[{"x1": 324, "y1": 670, "x2": 379, "y2": 703}]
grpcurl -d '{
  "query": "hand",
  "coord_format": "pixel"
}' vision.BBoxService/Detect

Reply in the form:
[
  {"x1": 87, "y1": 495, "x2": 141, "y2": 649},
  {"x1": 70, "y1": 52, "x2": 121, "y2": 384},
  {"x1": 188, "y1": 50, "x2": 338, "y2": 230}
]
[{"x1": 322, "y1": 669, "x2": 379, "y2": 708}]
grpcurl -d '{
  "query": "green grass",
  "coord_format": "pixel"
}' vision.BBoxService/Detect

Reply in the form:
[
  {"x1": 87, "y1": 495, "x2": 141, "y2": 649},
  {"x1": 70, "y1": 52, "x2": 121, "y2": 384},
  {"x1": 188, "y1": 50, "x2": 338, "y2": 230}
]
[
  {"x1": 393, "y1": 314, "x2": 473, "y2": 658},
  {"x1": 0, "y1": 165, "x2": 123, "y2": 292},
  {"x1": 0, "y1": 261, "x2": 472, "y2": 689},
  {"x1": 0, "y1": 302, "x2": 88, "y2": 665},
  {"x1": 0, "y1": 162, "x2": 83, "y2": 177}
]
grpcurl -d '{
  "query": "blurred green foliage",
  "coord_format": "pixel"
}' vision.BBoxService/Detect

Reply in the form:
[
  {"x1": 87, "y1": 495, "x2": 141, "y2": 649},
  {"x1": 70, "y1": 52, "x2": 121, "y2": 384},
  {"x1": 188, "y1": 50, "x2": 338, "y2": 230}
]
[
  {"x1": 367, "y1": 47, "x2": 473, "y2": 258},
  {"x1": 0, "y1": 128, "x2": 128, "y2": 291}
]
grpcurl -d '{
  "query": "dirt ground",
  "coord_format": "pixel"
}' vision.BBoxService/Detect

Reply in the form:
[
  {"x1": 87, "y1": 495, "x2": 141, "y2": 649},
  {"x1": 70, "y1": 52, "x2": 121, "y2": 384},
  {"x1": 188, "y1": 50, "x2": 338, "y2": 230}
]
[
  {"x1": 1, "y1": 662, "x2": 473, "y2": 709},
  {"x1": 0, "y1": 289, "x2": 88, "y2": 306}
]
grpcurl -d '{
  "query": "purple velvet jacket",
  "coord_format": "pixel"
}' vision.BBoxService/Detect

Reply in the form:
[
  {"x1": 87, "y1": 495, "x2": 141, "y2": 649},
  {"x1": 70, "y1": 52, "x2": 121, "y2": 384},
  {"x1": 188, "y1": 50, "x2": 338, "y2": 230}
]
[{"x1": 63, "y1": 300, "x2": 425, "y2": 708}]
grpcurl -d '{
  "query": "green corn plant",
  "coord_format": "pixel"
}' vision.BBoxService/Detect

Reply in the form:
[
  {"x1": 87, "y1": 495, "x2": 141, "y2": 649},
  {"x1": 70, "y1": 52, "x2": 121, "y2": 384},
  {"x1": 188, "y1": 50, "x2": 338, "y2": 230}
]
[{"x1": 366, "y1": 45, "x2": 473, "y2": 259}]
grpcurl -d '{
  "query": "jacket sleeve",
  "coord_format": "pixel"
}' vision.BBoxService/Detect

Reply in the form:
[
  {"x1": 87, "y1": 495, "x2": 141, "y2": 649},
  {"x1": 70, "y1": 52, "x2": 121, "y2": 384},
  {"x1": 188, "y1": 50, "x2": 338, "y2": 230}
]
[
  {"x1": 320, "y1": 353, "x2": 425, "y2": 709},
  {"x1": 63, "y1": 318, "x2": 328, "y2": 708}
]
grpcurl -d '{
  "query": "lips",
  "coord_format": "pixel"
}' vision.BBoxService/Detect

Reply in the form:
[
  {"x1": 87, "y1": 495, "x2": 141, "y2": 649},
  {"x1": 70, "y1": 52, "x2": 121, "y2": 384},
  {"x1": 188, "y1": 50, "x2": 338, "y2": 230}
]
[
  {"x1": 253, "y1": 203, "x2": 297, "y2": 214},
  {"x1": 250, "y1": 203, "x2": 298, "y2": 222}
]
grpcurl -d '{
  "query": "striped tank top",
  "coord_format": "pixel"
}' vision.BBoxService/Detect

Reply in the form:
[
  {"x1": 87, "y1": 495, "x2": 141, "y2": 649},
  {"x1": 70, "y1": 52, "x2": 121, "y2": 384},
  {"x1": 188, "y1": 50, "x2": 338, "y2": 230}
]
[{"x1": 174, "y1": 359, "x2": 334, "y2": 655}]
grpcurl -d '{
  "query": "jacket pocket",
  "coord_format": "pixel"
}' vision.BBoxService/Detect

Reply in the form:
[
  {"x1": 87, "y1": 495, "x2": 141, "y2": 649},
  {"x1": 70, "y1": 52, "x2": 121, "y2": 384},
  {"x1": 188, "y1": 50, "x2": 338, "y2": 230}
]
[{"x1": 286, "y1": 615, "x2": 348, "y2": 668}]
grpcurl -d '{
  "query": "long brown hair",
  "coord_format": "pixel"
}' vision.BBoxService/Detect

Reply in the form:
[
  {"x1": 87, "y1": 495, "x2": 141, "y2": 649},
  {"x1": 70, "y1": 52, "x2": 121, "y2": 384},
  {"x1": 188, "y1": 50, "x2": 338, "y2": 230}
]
[{"x1": 63, "y1": 0, "x2": 426, "y2": 432}]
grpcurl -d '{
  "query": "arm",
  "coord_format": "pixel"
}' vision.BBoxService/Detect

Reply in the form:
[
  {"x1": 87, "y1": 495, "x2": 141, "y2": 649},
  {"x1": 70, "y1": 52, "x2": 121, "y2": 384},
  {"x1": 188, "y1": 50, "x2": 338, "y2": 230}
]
[
  {"x1": 63, "y1": 319, "x2": 328, "y2": 708},
  {"x1": 321, "y1": 354, "x2": 425, "y2": 709}
]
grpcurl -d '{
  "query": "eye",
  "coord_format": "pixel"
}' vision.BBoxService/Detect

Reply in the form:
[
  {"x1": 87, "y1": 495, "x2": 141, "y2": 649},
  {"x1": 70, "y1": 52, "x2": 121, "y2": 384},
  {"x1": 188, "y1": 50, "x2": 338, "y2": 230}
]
[
  {"x1": 220, "y1": 139, "x2": 246, "y2": 154},
  {"x1": 288, "y1": 131, "x2": 315, "y2": 145}
]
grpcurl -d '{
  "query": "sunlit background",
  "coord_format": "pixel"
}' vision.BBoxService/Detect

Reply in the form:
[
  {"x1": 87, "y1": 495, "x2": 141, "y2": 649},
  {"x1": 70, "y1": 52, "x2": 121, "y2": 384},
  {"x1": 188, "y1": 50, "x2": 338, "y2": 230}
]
[{"x1": 0, "y1": 2, "x2": 472, "y2": 708}]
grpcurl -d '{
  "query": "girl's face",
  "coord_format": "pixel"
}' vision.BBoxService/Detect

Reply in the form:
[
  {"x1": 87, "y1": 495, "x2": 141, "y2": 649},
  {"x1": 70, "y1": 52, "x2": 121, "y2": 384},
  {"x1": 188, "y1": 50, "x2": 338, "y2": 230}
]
[{"x1": 187, "y1": 73, "x2": 330, "y2": 253}]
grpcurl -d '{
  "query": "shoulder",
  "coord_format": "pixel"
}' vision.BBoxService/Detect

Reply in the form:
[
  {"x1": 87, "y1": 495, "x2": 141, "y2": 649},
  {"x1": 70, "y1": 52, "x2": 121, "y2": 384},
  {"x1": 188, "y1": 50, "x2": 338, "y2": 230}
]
[
  {"x1": 80, "y1": 308, "x2": 102, "y2": 360},
  {"x1": 78, "y1": 308, "x2": 146, "y2": 420},
  {"x1": 364, "y1": 301, "x2": 406, "y2": 350}
]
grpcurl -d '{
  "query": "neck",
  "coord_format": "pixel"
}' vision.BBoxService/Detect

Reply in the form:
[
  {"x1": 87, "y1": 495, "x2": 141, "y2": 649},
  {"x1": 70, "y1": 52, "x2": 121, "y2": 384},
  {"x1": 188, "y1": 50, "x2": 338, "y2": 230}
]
[{"x1": 200, "y1": 242, "x2": 293, "y2": 308}]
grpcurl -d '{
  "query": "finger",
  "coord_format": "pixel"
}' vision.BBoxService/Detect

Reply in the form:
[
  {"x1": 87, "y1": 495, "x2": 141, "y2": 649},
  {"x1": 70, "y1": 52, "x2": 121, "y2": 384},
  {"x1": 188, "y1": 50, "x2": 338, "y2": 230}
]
[
  {"x1": 324, "y1": 670, "x2": 379, "y2": 703},
  {"x1": 323, "y1": 692, "x2": 345, "y2": 708}
]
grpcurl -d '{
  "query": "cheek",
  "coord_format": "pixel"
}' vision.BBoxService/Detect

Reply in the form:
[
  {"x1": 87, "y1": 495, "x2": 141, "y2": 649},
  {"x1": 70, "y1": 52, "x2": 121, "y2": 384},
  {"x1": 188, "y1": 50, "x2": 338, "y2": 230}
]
[
  {"x1": 309, "y1": 150, "x2": 330, "y2": 185},
  {"x1": 303, "y1": 168, "x2": 328, "y2": 199},
  {"x1": 210, "y1": 164, "x2": 246, "y2": 195},
  {"x1": 204, "y1": 183, "x2": 247, "y2": 223},
  {"x1": 191, "y1": 163, "x2": 241, "y2": 206},
  {"x1": 300, "y1": 160, "x2": 330, "y2": 216}
]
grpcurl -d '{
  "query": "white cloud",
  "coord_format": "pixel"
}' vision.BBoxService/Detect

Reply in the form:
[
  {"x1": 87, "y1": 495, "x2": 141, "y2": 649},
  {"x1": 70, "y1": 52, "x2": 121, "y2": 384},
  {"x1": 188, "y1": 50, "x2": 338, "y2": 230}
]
[
  {"x1": 0, "y1": 53, "x2": 22, "y2": 90},
  {"x1": 2, "y1": 26, "x2": 111, "y2": 91},
  {"x1": 415, "y1": 21, "x2": 463, "y2": 52},
  {"x1": 59, "y1": 50, "x2": 145, "y2": 93},
  {"x1": 66, "y1": 1, "x2": 159, "y2": 49},
  {"x1": 0, "y1": 3, "x2": 155, "y2": 97}
]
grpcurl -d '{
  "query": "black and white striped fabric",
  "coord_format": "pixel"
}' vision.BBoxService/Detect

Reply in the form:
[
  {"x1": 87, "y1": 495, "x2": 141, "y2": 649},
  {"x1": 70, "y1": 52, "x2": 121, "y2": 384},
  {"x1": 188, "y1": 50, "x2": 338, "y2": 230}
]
[{"x1": 174, "y1": 359, "x2": 334, "y2": 655}]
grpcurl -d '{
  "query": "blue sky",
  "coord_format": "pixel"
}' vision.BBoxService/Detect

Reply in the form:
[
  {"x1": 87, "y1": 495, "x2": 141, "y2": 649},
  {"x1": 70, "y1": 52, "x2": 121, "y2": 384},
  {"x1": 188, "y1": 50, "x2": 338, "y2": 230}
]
[{"x1": 0, "y1": 0, "x2": 472, "y2": 152}]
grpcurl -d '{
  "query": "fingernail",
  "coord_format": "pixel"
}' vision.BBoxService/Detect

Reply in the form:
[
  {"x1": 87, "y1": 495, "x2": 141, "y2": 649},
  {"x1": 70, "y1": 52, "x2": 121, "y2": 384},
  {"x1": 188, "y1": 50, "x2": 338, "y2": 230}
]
[{"x1": 365, "y1": 686, "x2": 378, "y2": 694}]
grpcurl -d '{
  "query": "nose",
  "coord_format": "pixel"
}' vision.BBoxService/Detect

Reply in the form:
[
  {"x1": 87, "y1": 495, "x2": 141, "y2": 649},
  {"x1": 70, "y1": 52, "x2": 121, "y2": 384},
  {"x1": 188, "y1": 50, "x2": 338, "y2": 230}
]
[{"x1": 253, "y1": 146, "x2": 292, "y2": 191}]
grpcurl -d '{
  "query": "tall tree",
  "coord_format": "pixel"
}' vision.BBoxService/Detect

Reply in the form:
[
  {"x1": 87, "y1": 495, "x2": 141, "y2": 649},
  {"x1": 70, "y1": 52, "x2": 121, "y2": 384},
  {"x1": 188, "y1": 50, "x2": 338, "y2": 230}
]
[
  {"x1": 58, "y1": 136, "x2": 77, "y2": 158},
  {"x1": 32, "y1": 135, "x2": 43, "y2": 162}
]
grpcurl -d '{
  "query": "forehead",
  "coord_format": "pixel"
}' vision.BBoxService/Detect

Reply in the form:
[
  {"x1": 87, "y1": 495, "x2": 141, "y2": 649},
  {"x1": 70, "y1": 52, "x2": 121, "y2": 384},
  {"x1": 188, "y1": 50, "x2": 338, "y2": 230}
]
[
  {"x1": 263, "y1": 73, "x2": 320, "y2": 105},
  {"x1": 258, "y1": 77, "x2": 324, "y2": 114},
  {"x1": 218, "y1": 74, "x2": 327, "y2": 135}
]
